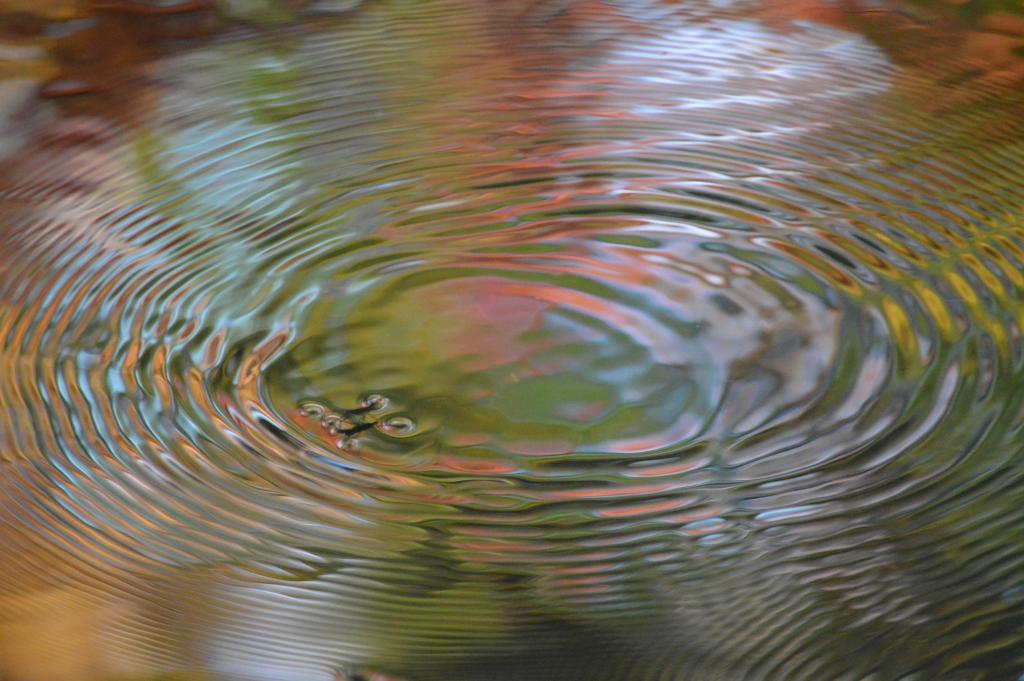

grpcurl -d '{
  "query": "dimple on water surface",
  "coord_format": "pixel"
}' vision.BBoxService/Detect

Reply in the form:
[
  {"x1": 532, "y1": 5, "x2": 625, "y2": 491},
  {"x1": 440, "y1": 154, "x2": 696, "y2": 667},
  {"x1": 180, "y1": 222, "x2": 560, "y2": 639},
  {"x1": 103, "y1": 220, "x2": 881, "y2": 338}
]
[{"x1": 2, "y1": 1, "x2": 1024, "y2": 680}]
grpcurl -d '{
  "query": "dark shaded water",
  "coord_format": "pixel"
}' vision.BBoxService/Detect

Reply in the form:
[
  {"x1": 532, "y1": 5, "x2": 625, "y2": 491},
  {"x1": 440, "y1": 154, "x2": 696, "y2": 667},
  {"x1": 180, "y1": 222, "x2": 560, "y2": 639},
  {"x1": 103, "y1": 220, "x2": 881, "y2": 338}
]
[{"x1": 2, "y1": 1, "x2": 1024, "y2": 679}]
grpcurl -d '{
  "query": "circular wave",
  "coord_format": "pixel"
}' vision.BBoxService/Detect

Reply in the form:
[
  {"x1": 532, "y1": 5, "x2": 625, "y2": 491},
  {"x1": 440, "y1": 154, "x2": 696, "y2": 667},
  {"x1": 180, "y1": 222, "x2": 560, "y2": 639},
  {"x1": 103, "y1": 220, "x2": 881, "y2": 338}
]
[{"x1": 2, "y1": 2, "x2": 1024, "y2": 680}]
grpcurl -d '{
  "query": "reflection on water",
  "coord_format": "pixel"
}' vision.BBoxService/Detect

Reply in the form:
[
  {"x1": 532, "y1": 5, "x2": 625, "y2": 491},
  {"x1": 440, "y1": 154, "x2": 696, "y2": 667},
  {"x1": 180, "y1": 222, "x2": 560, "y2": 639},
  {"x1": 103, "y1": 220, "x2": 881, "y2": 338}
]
[{"x1": 2, "y1": 1, "x2": 1024, "y2": 679}]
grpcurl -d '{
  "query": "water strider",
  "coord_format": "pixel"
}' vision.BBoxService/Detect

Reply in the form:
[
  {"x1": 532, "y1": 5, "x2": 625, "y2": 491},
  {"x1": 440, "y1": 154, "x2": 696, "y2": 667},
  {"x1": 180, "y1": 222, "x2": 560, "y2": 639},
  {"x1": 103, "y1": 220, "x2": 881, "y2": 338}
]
[{"x1": 1, "y1": 1, "x2": 1024, "y2": 679}]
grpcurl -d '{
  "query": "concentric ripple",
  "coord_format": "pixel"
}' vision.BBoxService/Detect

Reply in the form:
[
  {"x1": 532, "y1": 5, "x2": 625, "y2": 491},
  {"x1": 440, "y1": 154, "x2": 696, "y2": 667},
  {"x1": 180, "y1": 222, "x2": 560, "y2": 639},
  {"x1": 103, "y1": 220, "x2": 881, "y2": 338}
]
[{"x1": 2, "y1": 1, "x2": 1024, "y2": 680}]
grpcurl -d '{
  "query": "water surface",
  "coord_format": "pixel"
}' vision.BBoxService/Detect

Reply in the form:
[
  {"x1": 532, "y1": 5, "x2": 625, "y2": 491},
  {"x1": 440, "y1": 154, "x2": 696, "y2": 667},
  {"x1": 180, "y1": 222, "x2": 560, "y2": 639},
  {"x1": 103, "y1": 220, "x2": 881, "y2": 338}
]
[{"x1": 2, "y1": 2, "x2": 1024, "y2": 680}]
